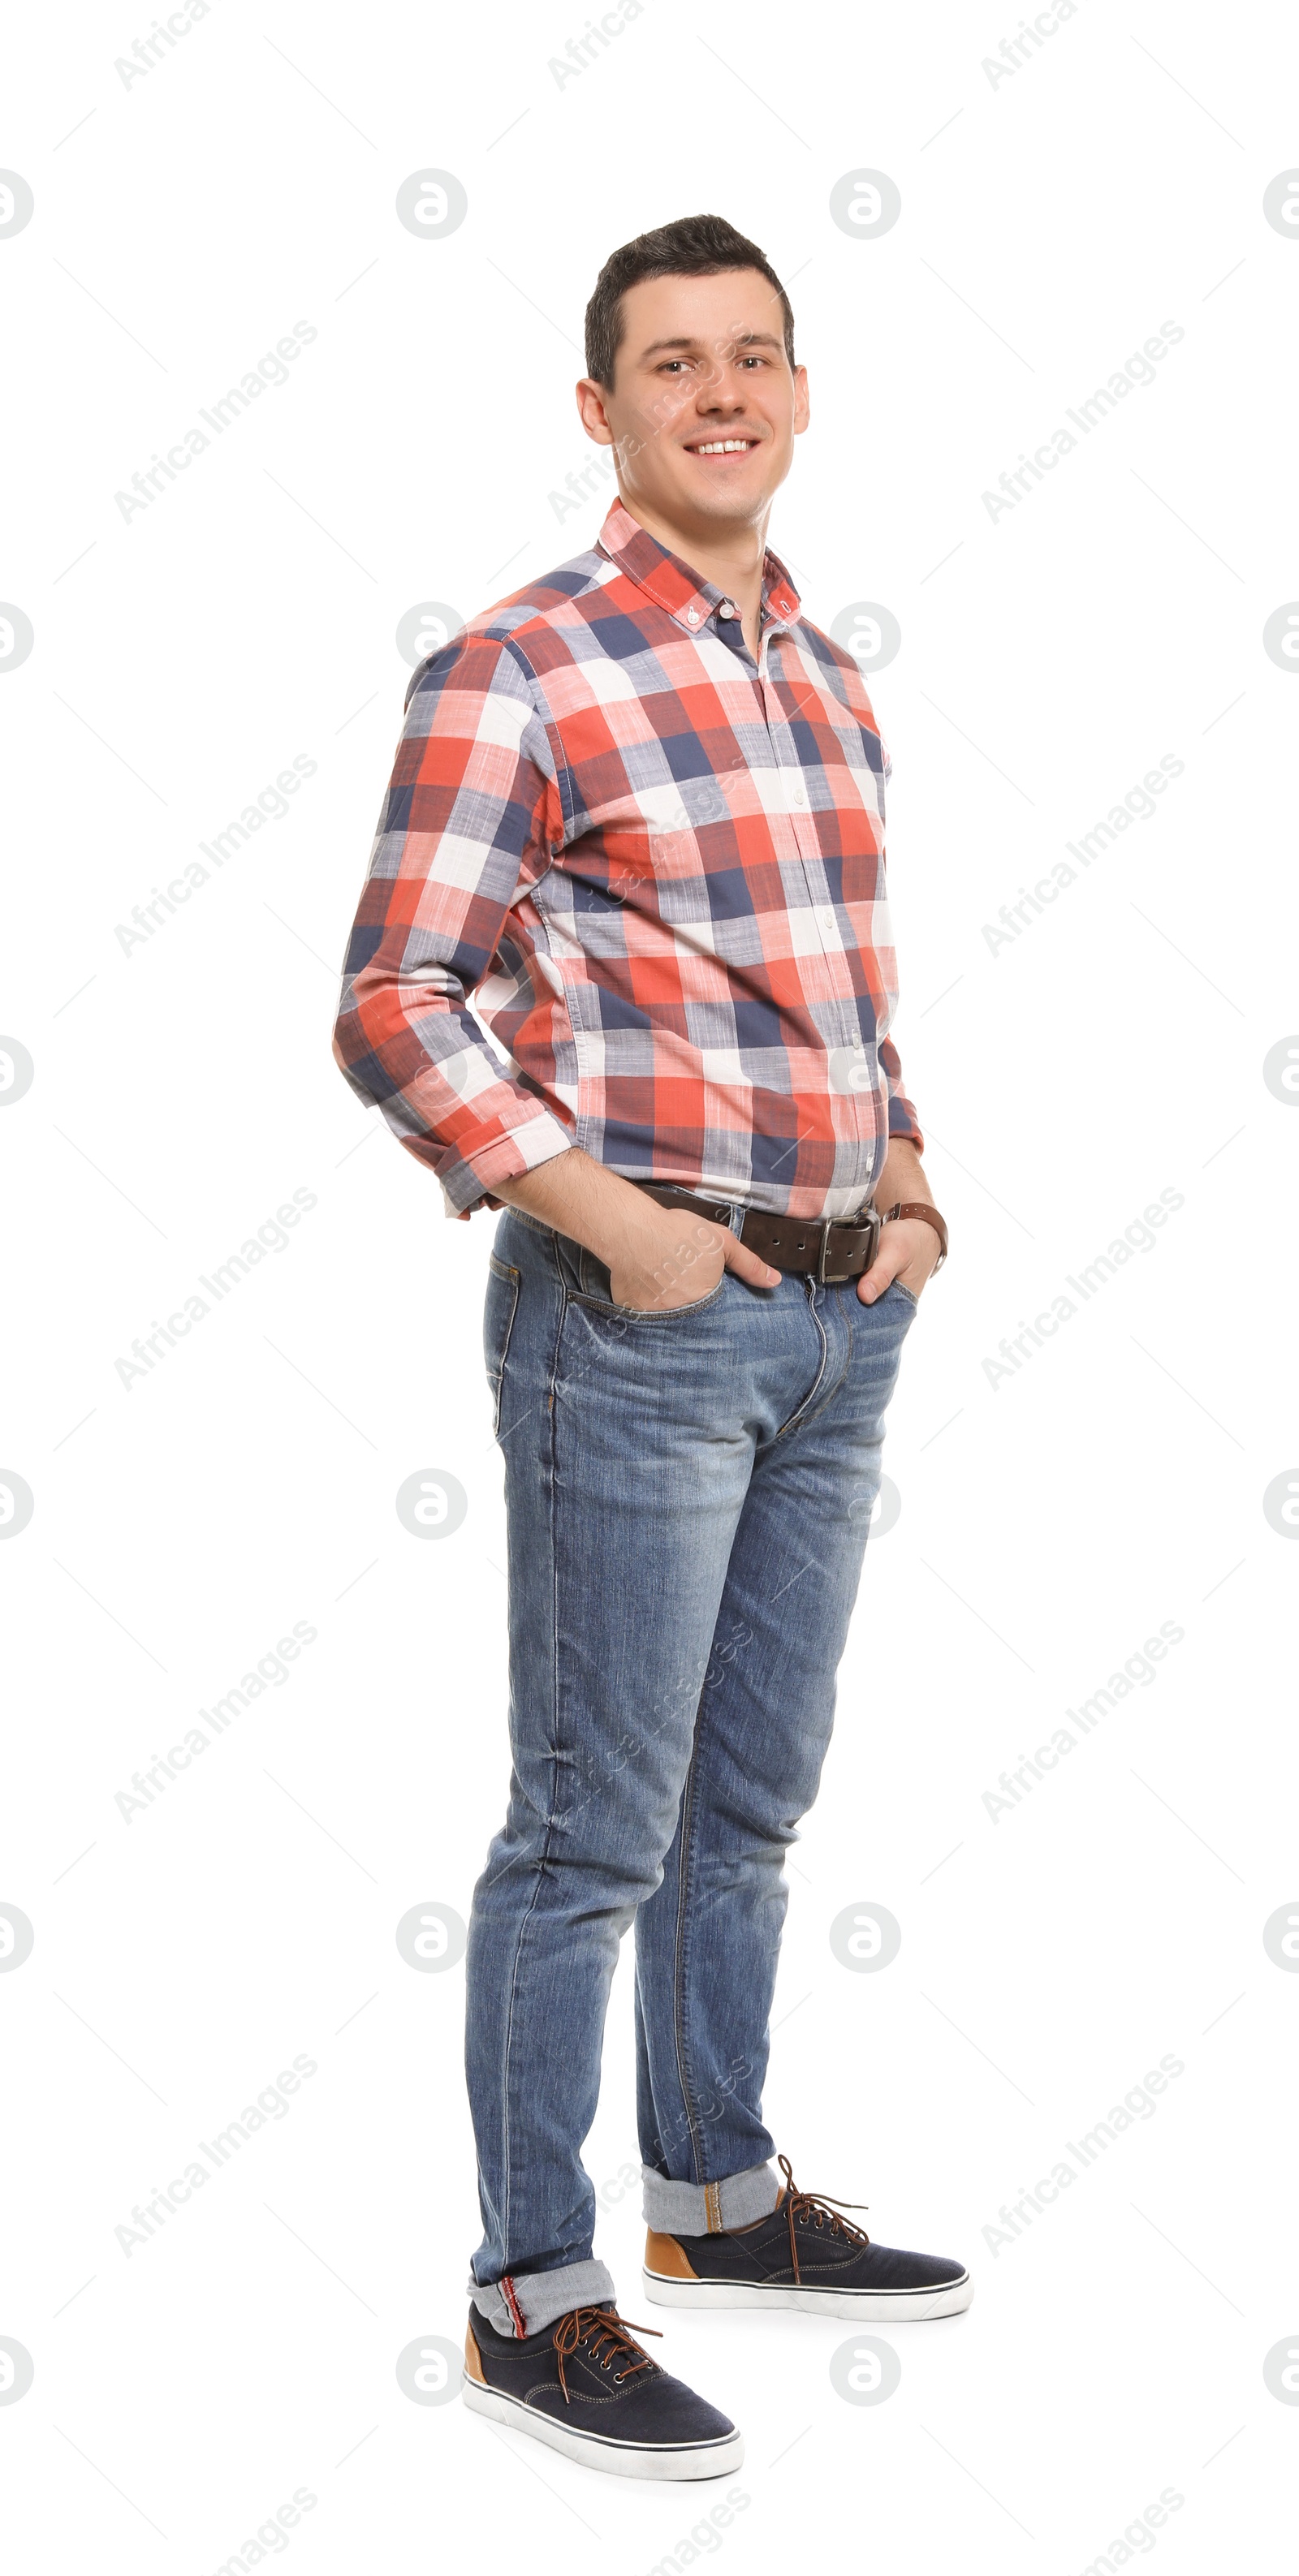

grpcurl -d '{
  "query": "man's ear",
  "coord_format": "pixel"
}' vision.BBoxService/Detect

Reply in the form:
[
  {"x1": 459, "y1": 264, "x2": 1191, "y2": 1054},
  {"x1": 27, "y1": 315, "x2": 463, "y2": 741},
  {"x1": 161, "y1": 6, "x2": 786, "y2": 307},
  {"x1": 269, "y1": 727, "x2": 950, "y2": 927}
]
[{"x1": 576, "y1": 377, "x2": 615, "y2": 446}]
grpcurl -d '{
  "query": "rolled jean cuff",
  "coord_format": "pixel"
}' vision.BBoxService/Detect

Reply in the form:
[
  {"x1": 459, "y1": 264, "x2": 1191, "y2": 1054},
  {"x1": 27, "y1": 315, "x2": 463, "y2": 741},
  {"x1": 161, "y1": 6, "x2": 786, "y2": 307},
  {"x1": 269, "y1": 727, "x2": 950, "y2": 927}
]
[
  {"x1": 641, "y1": 2160, "x2": 780, "y2": 2235},
  {"x1": 468, "y1": 2256, "x2": 616, "y2": 2340}
]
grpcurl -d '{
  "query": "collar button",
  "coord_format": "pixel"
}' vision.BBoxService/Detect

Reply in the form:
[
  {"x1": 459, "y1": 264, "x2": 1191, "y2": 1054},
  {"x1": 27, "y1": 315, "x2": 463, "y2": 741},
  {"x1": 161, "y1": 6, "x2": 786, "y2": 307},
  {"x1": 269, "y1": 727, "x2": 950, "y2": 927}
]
[{"x1": 686, "y1": 607, "x2": 701, "y2": 624}]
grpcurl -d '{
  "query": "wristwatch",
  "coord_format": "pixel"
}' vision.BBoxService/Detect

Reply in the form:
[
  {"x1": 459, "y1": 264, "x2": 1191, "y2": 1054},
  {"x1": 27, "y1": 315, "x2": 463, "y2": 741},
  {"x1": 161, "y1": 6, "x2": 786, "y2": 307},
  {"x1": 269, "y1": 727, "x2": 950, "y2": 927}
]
[{"x1": 883, "y1": 1201, "x2": 948, "y2": 1271}]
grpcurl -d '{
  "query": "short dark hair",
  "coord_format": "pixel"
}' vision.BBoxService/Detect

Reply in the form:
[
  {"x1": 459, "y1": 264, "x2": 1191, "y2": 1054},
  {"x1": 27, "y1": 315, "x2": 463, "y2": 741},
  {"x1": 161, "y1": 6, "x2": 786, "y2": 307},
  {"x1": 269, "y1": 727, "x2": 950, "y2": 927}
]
[{"x1": 585, "y1": 213, "x2": 796, "y2": 389}]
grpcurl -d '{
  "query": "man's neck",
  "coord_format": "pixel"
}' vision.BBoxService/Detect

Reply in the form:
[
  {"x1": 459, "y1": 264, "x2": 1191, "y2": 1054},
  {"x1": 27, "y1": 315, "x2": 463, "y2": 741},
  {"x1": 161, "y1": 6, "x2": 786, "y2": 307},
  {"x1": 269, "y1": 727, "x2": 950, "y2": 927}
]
[{"x1": 615, "y1": 492, "x2": 770, "y2": 655}]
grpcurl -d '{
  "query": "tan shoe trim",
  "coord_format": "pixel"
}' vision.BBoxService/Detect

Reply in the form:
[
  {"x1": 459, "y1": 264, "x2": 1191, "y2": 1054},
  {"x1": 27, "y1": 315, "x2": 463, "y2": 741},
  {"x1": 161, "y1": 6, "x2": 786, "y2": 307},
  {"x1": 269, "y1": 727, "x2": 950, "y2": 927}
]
[
  {"x1": 644, "y1": 2228, "x2": 701, "y2": 2279},
  {"x1": 464, "y1": 2318, "x2": 487, "y2": 2383}
]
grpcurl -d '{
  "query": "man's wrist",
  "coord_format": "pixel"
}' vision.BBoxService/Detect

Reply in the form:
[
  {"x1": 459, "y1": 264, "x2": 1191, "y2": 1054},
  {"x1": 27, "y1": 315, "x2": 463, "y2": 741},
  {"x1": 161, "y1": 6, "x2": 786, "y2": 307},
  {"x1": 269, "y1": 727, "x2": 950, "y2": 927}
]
[{"x1": 884, "y1": 1201, "x2": 948, "y2": 1269}]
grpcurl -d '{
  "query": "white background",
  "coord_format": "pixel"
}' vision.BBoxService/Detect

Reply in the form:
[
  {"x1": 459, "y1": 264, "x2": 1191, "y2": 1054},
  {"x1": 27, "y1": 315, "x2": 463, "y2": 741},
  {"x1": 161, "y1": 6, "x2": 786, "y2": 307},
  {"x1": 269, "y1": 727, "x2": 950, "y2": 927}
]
[{"x1": 2, "y1": 1, "x2": 1297, "y2": 2568}]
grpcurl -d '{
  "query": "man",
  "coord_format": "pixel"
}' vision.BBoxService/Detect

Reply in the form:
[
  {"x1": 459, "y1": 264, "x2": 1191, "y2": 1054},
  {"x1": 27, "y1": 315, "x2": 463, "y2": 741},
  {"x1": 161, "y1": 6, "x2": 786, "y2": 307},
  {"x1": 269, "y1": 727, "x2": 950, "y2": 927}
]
[{"x1": 334, "y1": 213, "x2": 969, "y2": 2483}]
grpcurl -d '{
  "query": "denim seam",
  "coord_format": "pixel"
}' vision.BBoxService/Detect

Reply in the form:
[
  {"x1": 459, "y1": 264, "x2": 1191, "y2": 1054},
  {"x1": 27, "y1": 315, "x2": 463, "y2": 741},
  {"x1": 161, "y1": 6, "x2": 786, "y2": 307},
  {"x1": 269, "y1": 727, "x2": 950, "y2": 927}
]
[
  {"x1": 669, "y1": 1699, "x2": 711, "y2": 2187},
  {"x1": 496, "y1": 1233, "x2": 567, "y2": 2277},
  {"x1": 486, "y1": 1260, "x2": 520, "y2": 1439}
]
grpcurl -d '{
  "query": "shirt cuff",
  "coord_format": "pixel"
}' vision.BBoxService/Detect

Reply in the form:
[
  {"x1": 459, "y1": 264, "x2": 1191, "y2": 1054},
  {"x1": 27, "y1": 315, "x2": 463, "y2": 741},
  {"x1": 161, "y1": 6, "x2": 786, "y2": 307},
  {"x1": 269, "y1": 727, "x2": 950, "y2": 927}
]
[{"x1": 438, "y1": 1112, "x2": 575, "y2": 1217}]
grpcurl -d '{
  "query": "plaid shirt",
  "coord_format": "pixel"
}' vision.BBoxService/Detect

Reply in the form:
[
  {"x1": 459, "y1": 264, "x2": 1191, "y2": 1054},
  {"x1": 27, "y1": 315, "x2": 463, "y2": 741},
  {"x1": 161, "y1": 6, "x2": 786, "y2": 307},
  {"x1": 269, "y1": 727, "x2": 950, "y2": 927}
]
[{"x1": 334, "y1": 499, "x2": 921, "y2": 1219}]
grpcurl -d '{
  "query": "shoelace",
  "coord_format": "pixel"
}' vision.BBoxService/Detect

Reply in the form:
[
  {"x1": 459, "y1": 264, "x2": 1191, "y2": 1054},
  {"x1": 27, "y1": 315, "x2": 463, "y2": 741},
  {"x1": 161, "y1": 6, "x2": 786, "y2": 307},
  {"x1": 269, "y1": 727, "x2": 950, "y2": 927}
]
[
  {"x1": 775, "y1": 2152, "x2": 870, "y2": 2285},
  {"x1": 552, "y1": 2305, "x2": 662, "y2": 2405}
]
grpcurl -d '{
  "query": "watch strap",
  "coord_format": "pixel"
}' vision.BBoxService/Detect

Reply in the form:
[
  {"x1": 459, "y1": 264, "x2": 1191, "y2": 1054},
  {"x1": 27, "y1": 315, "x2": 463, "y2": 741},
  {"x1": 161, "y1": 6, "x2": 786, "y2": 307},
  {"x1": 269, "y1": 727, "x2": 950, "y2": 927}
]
[{"x1": 884, "y1": 1201, "x2": 948, "y2": 1269}]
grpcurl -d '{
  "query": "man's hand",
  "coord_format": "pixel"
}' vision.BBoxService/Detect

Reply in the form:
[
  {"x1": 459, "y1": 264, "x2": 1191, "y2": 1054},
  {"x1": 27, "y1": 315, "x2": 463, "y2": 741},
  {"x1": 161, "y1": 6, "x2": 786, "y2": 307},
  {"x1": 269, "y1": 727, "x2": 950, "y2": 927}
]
[
  {"x1": 494, "y1": 1148, "x2": 779, "y2": 1311},
  {"x1": 603, "y1": 1195, "x2": 779, "y2": 1311},
  {"x1": 857, "y1": 1216, "x2": 943, "y2": 1306},
  {"x1": 858, "y1": 1135, "x2": 941, "y2": 1305}
]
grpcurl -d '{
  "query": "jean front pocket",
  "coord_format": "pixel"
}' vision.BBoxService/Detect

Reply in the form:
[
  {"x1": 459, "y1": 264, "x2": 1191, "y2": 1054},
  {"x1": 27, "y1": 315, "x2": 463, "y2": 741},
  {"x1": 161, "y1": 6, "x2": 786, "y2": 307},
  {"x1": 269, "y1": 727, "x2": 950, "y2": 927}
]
[
  {"x1": 484, "y1": 1253, "x2": 520, "y2": 1435},
  {"x1": 576, "y1": 1243, "x2": 727, "y2": 1323}
]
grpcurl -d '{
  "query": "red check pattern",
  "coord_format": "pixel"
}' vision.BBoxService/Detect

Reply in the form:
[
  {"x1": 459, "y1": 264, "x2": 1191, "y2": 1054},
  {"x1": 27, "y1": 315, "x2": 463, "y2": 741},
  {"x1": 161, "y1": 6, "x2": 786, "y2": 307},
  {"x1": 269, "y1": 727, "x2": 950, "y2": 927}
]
[{"x1": 334, "y1": 499, "x2": 921, "y2": 1218}]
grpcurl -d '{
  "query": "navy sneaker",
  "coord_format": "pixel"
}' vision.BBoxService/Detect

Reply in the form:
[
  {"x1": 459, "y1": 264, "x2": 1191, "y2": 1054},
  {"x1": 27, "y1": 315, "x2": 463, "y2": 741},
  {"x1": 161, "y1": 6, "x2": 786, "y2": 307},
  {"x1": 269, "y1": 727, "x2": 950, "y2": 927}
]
[
  {"x1": 462, "y1": 2300, "x2": 744, "y2": 2480},
  {"x1": 644, "y1": 2156, "x2": 973, "y2": 2322}
]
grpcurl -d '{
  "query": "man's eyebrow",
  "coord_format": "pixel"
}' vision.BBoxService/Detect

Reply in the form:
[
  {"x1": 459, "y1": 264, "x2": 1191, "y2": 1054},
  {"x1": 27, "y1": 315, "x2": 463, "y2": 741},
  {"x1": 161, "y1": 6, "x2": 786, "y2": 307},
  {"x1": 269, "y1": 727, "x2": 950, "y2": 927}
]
[{"x1": 637, "y1": 330, "x2": 785, "y2": 358}]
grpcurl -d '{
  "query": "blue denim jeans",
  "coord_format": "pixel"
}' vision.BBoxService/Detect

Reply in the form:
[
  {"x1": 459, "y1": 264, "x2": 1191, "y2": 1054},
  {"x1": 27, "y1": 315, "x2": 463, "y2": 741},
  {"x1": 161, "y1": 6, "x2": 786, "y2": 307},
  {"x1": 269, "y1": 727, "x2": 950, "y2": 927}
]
[{"x1": 465, "y1": 1205, "x2": 916, "y2": 2337}]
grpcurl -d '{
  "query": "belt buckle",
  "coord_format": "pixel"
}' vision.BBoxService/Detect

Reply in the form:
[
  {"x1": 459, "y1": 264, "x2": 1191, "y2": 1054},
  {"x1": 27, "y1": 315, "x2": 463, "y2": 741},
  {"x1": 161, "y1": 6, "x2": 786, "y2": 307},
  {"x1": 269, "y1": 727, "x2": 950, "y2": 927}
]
[{"x1": 818, "y1": 1202, "x2": 880, "y2": 1286}]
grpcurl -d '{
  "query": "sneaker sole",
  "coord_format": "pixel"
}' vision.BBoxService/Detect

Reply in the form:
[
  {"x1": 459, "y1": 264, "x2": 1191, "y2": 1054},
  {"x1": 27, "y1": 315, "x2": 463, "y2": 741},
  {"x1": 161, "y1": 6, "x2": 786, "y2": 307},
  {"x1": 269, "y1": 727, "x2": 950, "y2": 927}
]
[
  {"x1": 461, "y1": 2376, "x2": 744, "y2": 2480},
  {"x1": 642, "y1": 2267, "x2": 973, "y2": 2323}
]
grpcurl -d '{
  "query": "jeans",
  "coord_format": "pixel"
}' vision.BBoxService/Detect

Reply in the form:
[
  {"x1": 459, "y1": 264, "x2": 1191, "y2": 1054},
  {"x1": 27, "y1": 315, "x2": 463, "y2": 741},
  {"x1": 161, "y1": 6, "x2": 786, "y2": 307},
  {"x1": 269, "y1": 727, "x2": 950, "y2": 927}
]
[{"x1": 465, "y1": 1204, "x2": 916, "y2": 2337}]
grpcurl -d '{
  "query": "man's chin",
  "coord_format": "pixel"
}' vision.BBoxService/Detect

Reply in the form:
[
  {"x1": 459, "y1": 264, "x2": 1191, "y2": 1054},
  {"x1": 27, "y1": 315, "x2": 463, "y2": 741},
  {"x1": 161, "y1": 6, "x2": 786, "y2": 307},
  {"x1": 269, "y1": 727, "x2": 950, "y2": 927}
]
[{"x1": 661, "y1": 475, "x2": 777, "y2": 528}]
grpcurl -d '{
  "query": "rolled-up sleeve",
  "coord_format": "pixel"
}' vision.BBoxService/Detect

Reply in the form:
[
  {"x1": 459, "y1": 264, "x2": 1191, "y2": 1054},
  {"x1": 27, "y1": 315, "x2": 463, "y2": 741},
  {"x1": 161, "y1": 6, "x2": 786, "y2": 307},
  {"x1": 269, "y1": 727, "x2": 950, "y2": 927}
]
[
  {"x1": 880, "y1": 1036, "x2": 924, "y2": 1150},
  {"x1": 332, "y1": 632, "x2": 575, "y2": 1213},
  {"x1": 870, "y1": 713, "x2": 923, "y2": 1152}
]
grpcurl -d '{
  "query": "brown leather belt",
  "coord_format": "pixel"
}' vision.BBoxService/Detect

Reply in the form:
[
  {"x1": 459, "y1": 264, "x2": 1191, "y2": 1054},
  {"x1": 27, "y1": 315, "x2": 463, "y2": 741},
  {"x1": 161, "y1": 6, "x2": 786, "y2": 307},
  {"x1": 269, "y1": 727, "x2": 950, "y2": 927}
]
[{"x1": 629, "y1": 1182, "x2": 883, "y2": 1285}]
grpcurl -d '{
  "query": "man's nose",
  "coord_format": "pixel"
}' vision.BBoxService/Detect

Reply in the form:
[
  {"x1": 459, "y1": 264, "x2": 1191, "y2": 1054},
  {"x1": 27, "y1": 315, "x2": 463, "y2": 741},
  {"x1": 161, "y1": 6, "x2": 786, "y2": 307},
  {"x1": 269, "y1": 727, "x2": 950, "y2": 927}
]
[{"x1": 695, "y1": 365, "x2": 749, "y2": 409}]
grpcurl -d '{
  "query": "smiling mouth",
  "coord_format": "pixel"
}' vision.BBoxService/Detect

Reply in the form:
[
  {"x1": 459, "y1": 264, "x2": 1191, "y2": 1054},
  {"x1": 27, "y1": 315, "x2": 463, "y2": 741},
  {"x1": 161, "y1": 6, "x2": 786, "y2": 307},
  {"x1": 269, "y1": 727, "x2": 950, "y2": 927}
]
[{"x1": 686, "y1": 437, "x2": 759, "y2": 457}]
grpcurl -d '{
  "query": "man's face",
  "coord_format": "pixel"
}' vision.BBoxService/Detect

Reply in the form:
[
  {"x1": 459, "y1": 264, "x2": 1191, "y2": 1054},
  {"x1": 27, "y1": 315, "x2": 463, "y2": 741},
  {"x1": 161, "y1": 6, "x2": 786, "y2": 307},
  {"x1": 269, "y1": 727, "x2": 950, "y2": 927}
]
[{"x1": 576, "y1": 267, "x2": 809, "y2": 538}]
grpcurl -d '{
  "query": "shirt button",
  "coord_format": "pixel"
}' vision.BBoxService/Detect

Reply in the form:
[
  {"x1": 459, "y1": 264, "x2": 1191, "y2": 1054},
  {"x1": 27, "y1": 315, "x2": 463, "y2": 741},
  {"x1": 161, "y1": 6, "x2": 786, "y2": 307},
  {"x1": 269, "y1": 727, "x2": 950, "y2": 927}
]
[
  {"x1": 686, "y1": 607, "x2": 701, "y2": 624},
  {"x1": 719, "y1": 601, "x2": 736, "y2": 618},
  {"x1": 818, "y1": 908, "x2": 836, "y2": 935},
  {"x1": 788, "y1": 779, "x2": 805, "y2": 806}
]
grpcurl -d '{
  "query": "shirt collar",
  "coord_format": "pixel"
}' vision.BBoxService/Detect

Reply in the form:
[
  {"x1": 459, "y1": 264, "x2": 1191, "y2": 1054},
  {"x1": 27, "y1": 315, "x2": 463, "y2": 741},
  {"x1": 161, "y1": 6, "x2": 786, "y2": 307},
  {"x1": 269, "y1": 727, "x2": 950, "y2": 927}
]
[{"x1": 596, "y1": 498, "x2": 801, "y2": 637}]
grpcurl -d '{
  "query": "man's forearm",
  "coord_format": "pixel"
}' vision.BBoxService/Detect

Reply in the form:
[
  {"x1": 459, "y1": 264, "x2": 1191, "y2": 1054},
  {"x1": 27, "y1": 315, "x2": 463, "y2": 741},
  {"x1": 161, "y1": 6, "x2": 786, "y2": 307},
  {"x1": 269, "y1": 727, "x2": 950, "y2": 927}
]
[
  {"x1": 874, "y1": 1135, "x2": 933, "y2": 1212},
  {"x1": 492, "y1": 1145, "x2": 649, "y2": 1262}
]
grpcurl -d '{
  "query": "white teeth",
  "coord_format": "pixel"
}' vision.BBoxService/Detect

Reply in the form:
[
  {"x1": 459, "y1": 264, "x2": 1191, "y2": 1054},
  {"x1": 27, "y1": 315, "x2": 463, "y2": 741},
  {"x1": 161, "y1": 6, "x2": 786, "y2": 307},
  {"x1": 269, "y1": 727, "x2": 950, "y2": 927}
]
[{"x1": 693, "y1": 439, "x2": 753, "y2": 454}]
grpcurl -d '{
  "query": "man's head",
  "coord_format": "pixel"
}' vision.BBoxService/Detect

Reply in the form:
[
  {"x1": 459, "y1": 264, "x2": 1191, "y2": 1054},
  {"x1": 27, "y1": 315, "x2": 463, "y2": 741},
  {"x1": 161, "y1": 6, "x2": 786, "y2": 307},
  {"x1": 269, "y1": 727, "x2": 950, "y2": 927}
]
[{"x1": 577, "y1": 213, "x2": 808, "y2": 544}]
